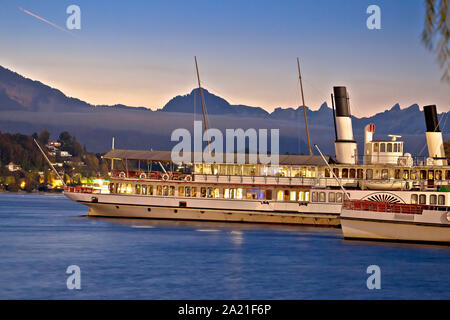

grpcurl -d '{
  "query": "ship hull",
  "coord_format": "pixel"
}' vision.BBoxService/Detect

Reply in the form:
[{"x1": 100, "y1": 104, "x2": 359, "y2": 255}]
[
  {"x1": 341, "y1": 209, "x2": 450, "y2": 243},
  {"x1": 65, "y1": 192, "x2": 340, "y2": 227}
]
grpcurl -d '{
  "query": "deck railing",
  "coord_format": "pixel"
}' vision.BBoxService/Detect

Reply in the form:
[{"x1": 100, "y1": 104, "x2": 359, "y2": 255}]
[
  {"x1": 342, "y1": 200, "x2": 450, "y2": 215},
  {"x1": 343, "y1": 200, "x2": 425, "y2": 215},
  {"x1": 65, "y1": 186, "x2": 94, "y2": 194}
]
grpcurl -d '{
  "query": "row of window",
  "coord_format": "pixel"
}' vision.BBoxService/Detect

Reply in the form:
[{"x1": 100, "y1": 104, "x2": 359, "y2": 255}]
[
  {"x1": 326, "y1": 168, "x2": 450, "y2": 180},
  {"x1": 372, "y1": 142, "x2": 403, "y2": 153},
  {"x1": 411, "y1": 194, "x2": 446, "y2": 206},
  {"x1": 110, "y1": 183, "x2": 317, "y2": 202},
  {"x1": 311, "y1": 191, "x2": 344, "y2": 203}
]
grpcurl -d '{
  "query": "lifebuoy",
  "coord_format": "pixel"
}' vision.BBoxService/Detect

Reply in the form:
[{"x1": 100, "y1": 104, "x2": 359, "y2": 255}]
[
  {"x1": 119, "y1": 171, "x2": 126, "y2": 178},
  {"x1": 139, "y1": 173, "x2": 147, "y2": 179},
  {"x1": 184, "y1": 175, "x2": 192, "y2": 182},
  {"x1": 162, "y1": 173, "x2": 170, "y2": 181}
]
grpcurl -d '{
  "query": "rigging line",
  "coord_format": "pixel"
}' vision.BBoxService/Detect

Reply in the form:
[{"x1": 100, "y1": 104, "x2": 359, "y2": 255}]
[
  {"x1": 194, "y1": 56, "x2": 211, "y2": 152},
  {"x1": 193, "y1": 87, "x2": 196, "y2": 122},
  {"x1": 296, "y1": 58, "x2": 312, "y2": 155},
  {"x1": 300, "y1": 78, "x2": 329, "y2": 106}
]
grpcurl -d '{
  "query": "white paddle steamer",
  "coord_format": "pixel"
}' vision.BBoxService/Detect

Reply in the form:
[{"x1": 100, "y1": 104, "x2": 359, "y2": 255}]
[{"x1": 63, "y1": 86, "x2": 449, "y2": 228}]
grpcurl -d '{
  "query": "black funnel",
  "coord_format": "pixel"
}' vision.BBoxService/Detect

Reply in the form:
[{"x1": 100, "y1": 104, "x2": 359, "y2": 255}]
[
  {"x1": 423, "y1": 105, "x2": 440, "y2": 132},
  {"x1": 333, "y1": 86, "x2": 351, "y2": 117}
]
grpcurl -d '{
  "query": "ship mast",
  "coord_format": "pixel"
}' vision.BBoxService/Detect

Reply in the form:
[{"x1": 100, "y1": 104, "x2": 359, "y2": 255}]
[
  {"x1": 194, "y1": 56, "x2": 210, "y2": 151},
  {"x1": 296, "y1": 58, "x2": 312, "y2": 156}
]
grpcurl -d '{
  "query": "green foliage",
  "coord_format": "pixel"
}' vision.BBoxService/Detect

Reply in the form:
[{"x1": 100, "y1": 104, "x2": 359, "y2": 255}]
[
  {"x1": 58, "y1": 131, "x2": 84, "y2": 157},
  {"x1": 422, "y1": 0, "x2": 450, "y2": 82},
  {"x1": 38, "y1": 129, "x2": 50, "y2": 146},
  {"x1": 0, "y1": 130, "x2": 108, "y2": 191}
]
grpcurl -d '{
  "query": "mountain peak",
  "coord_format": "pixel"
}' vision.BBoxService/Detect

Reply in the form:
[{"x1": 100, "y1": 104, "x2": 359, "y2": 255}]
[{"x1": 389, "y1": 103, "x2": 401, "y2": 111}]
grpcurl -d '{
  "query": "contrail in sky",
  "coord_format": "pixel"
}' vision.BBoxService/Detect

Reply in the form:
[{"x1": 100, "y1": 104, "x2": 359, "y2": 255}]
[{"x1": 18, "y1": 7, "x2": 76, "y2": 36}]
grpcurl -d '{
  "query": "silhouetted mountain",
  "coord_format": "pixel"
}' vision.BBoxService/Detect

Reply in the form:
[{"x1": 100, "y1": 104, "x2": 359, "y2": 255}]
[
  {"x1": 161, "y1": 88, "x2": 269, "y2": 117},
  {"x1": 0, "y1": 65, "x2": 448, "y2": 155},
  {"x1": 0, "y1": 66, "x2": 92, "y2": 112}
]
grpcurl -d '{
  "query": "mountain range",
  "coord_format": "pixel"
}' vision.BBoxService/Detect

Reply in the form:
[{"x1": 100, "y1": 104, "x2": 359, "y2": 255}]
[{"x1": 0, "y1": 65, "x2": 448, "y2": 155}]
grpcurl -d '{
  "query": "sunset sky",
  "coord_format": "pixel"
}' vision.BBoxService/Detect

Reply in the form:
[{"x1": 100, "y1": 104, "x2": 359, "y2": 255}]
[{"x1": 1, "y1": 0, "x2": 449, "y2": 117}]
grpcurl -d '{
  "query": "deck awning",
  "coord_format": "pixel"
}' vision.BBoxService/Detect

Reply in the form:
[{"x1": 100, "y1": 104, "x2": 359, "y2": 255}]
[{"x1": 103, "y1": 149, "x2": 331, "y2": 165}]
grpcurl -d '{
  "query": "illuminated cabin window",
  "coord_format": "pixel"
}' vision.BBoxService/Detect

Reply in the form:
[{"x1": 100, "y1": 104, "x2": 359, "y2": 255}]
[
  {"x1": 203, "y1": 164, "x2": 212, "y2": 175},
  {"x1": 411, "y1": 171, "x2": 417, "y2": 180},
  {"x1": 319, "y1": 192, "x2": 326, "y2": 202},
  {"x1": 420, "y1": 170, "x2": 426, "y2": 180},
  {"x1": 311, "y1": 192, "x2": 318, "y2": 202},
  {"x1": 224, "y1": 188, "x2": 243, "y2": 199},
  {"x1": 373, "y1": 143, "x2": 379, "y2": 152},
  {"x1": 157, "y1": 185, "x2": 162, "y2": 196},
  {"x1": 411, "y1": 194, "x2": 418, "y2": 204},
  {"x1": 419, "y1": 194, "x2": 426, "y2": 204},
  {"x1": 298, "y1": 191, "x2": 309, "y2": 202},
  {"x1": 126, "y1": 184, "x2": 132, "y2": 194},
  {"x1": 349, "y1": 169, "x2": 356, "y2": 178},
  {"x1": 430, "y1": 195, "x2": 437, "y2": 205},
  {"x1": 277, "y1": 190, "x2": 284, "y2": 201},
  {"x1": 325, "y1": 168, "x2": 330, "y2": 178},
  {"x1": 438, "y1": 195, "x2": 445, "y2": 205},
  {"x1": 290, "y1": 190, "x2": 296, "y2": 201},
  {"x1": 109, "y1": 183, "x2": 115, "y2": 193},
  {"x1": 206, "y1": 187, "x2": 215, "y2": 198},
  {"x1": 328, "y1": 192, "x2": 336, "y2": 202},
  {"x1": 342, "y1": 169, "x2": 348, "y2": 178},
  {"x1": 366, "y1": 169, "x2": 373, "y2": 180},
  {"x1": 336, "y1": 193, "x2": 343, "y2": 203},
  {"x1": 141, "y1": 185, "x2": 147, "y2": 195},
  {"x1": 162, "y1": 186, "x2": 169, "y2": 196},
  {"x1": 381, "y1": 169, "x2": 389, "y2": 179},
  {"x1": 428, "y1": 170, "x2": 434, "y2": 180},
  {"x1": 436, "y1": 170, "x2": 442, "y2": 180},
  {"x1": 195, "y1": 164, "x2": 203, "y2": 174},
  {"x1": 394, "y1": 170, "x2": 400, "y2": 179},
  {"x1": 178, "y1": 186, "x2": 185, "y2": 197},
  {"x1": 149, "y1": 185, "x2": 153, "y2": 195},
  {"x1": 135, "y1": 184, "x2": 141, "y2": 195},
  {"x1": 185, "y1": 186, "x2": 191, "y2": 197},
  {"x1": 380, "y1": 143, "x2": 386, "y2": 152},
  {"x1": 246, "y1": 189, "x2": 266, "y2": 200},
  {"x1": 169, "y1": 186, "x2": 175, "y2": 196},
  {"x1": 191, "y1": 187, "x2": 197, "y2": 197},
  {"x1": 214, "y1": 188, "x2": 220, "y2": 198},
  {"x1": 201, "y1": 187, "x2": 207, "y2": 198},
  {"x1": 403, "y1": 170, "x2": 409, "y2": 179}
]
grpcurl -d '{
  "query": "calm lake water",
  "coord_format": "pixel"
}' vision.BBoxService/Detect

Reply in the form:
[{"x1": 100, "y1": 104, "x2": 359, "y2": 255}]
[{"x1": 0, "y1": 192, "x2": 449, "y2": 299}]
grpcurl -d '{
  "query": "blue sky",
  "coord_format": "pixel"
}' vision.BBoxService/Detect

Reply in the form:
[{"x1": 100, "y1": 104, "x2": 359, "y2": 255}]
[{"x1": 0, "y1": 0, "x2": 448, "y2": 116}]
